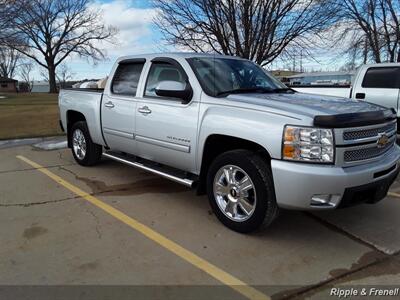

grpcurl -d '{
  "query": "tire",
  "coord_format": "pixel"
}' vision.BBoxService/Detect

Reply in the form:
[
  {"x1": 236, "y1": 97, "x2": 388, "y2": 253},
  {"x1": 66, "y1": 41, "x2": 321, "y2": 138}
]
[
  {"x1": 70, "y1": 121, "x2": 102, "y2": 166},
  {"x1": 206, "y1": 150, "x2": 279, "y2": 233}
]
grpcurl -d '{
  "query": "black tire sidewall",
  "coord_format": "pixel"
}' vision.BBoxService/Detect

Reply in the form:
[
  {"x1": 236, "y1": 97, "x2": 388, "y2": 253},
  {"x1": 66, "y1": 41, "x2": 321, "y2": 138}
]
[{"x1": 206, "y1": 150, "x2": 276, "y2": 233}]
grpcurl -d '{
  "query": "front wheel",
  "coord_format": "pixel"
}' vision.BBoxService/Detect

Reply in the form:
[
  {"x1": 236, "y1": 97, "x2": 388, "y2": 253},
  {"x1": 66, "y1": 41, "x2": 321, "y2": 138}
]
[
  {"x1": 206, "y1": 150, "x2": 279, "y2": 233},
  {"x1": 70, "y1": 121, "x2": 102, "y2": 166}
]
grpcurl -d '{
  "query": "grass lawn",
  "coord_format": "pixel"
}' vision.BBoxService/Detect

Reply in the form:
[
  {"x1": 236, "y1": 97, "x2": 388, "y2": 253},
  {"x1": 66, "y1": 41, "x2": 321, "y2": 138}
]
[{"x1": 0, "y1": 93, "x2": 65, "y2": 140}]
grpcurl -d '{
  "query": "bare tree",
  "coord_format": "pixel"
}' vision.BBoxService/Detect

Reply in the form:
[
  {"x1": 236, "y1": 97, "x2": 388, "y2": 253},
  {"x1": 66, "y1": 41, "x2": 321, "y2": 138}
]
[
  {"x1": 0, "y1": 46, "x2": 21, "y2": 78},
  {"x1": 379, "y1": 0, "x2": 400, "y2": 62},
  {"x1": 19, "y1": 62, "x2": 34, "y2": 92},
  {"x1": 0, "y1": 1, "x2": 14, "y2": 31},
  {"x1": 56, "y1": 64, "x2": 75, "y2": 89},
  {"x1": 1, "y1": 0, "x2": 117, "y2": 93},
  {"x1": 0, "y1": 1, "x2": 26, "y2": 77},
  {"x1": 153, "y1": 0, "x2": 339, "y2": 66},
  {"x1": 39, "y1": 68, "x2": 49, "y2": 82},
  {"x1": 338, "y1": 0, "x2": 400, "y2": 63}
]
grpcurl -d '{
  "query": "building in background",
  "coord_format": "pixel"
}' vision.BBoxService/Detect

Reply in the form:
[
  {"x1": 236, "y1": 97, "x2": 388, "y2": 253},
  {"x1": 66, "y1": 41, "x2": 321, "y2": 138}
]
[
  {"x1": 286, "y1": 71, "x2": 355, "y2": 86},
  {"x1": 0, "y1": 77, "x2": 18, "y2": 92},
  {"x1": 271, "y1": 70, "x2": 302, "y2": 84}
]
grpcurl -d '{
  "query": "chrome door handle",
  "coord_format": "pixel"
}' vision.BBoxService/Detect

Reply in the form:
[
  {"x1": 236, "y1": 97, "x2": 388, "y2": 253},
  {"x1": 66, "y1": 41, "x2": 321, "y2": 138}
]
[
  {"x1": 104, "y1": 101, "x2": 114, "y2": 108},
  {"x1": 138, "y1": 106, "x2": 152, "y2": 115}
]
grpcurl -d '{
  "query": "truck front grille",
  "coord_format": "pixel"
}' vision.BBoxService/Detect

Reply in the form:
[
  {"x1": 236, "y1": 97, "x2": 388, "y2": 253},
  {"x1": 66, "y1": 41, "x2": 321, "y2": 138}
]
[
  {"x1": 343, "y1": 137, "x2": 396, "y2": 162},
  {"x1": 343, "y1": 122, "x2": 396, "y2": 141}
]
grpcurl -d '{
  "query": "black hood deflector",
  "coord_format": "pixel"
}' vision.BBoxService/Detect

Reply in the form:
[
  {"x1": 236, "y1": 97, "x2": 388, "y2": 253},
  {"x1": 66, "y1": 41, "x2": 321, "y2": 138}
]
[{"x1": 314, "y1": 108, "x2": 396, "y2": 128}]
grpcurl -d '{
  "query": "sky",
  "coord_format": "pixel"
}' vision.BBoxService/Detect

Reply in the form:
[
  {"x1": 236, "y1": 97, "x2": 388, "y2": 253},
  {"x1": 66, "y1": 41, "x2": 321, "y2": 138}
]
[
  {"x1": 53, "y1": 0, "x2": 165, "y2": 81},
  {"x1": 26, "y1": 0, "x2": 344, "y2": 82}
]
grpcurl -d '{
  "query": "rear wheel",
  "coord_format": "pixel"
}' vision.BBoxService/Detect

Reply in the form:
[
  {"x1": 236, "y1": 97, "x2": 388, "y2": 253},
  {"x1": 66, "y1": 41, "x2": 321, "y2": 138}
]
[
  {"x1": 206, "y1": 150, "x2": 278, "y2": 233},
  {"x1": 70, "y1": 121, "x2": 102, "y2": 166}
]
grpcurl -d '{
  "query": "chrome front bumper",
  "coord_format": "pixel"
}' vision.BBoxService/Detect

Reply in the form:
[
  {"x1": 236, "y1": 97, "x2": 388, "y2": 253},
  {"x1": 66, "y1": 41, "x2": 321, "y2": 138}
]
[{"x1": 271, "y1": 145, "x2": 400, "y2": 210}]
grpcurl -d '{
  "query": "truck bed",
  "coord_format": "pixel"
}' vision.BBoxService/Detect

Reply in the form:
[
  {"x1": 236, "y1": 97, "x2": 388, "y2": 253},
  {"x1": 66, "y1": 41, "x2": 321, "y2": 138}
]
[{"x1": 59, "y1": 88, "x2": 105, "y2": 147}]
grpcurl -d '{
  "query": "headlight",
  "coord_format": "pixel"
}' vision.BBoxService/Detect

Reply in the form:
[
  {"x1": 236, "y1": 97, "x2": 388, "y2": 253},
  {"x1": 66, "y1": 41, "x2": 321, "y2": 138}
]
[{"x1": 282, "y1": 125, "x2": 334, "y2": 163}]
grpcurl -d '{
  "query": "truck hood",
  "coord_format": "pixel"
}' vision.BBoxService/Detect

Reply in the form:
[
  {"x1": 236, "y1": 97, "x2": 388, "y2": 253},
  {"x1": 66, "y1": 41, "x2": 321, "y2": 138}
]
[{"x1": 227, "y1": 92, "x2": 385, "y2": 116}]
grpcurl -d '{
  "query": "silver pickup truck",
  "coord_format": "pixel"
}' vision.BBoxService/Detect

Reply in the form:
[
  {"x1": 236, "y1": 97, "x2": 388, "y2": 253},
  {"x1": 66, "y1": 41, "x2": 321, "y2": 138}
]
[{"x1": 59, "y1": 53, "x2": 400, "y2": 233}]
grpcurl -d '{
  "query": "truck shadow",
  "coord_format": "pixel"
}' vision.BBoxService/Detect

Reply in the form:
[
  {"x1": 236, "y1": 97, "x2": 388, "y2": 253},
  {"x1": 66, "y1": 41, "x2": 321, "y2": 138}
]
[{"x1": 58, "y1": 160, "x2": 188, "y2": 197}]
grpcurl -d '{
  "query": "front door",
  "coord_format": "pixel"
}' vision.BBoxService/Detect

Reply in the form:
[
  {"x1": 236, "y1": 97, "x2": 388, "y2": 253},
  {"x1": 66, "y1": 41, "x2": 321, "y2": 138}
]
[
  {"x1": 135, "y1": 58, "x2": 199, "y2": 173},
  {"x1": 101, "y1": 59, "x2": 145, "y2": 154}
]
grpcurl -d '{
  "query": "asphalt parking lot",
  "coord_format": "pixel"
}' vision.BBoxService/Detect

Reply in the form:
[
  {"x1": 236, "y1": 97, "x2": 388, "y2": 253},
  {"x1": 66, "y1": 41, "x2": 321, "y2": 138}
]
[{"x1": 1, "y1": 140, "x2": 400, "y2": 300}]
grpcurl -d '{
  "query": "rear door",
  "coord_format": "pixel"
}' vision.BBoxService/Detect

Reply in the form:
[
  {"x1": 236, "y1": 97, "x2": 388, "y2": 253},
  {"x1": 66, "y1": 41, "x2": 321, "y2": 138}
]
[
  {"x1": 101, "y1": 59, "x2": 145, "y2": 154},
  {"x1": 134, "y1": 57, "x2": 199, "y2": 173},
  {"x1": 354, "y1": 66, "x2": 400, "y2": 111}
]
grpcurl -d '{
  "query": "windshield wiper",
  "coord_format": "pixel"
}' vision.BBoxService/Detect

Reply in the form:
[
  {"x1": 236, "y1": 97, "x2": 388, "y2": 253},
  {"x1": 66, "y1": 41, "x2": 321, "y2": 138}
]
[
  {"x1": 268, "y1": 88, "x2": 295, "y2": 93},
  {"x1": 216, "y1": 87, "x2": 273, "y2": 97}
]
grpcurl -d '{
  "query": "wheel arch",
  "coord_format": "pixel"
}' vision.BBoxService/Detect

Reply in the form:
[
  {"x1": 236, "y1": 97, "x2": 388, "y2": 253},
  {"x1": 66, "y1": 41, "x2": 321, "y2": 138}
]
[
  {"x1": 197, "y1": 134, "x2": 271, "y2": 195},
  {"x1": 66, "y1": 110, "x2": 87, "y2": 148}
]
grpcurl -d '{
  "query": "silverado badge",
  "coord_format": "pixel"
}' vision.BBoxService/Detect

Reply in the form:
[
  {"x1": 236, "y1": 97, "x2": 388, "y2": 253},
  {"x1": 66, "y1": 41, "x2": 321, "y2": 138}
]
[{"x1": 377, "y1": 133, "x2": 389, "y2": 148}]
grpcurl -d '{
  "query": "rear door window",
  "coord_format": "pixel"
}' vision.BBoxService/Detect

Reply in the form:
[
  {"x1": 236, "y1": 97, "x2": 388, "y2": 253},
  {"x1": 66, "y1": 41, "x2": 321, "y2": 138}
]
[
  {"x1": 362, "y1": 67, "x2": 400, "y2": 88},
  {"x1": 112, "y1": 61, "x2": 145, "y2": 96}
]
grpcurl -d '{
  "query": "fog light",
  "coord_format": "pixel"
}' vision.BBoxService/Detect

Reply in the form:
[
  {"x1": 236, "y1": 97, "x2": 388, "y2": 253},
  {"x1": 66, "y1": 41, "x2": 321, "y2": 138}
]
[{"x1": 311, "y1": 194, "x2": 341, "y2": 207}]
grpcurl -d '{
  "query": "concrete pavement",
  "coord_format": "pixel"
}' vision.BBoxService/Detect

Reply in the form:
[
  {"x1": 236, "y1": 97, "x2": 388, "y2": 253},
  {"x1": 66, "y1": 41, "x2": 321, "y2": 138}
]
[{"x1": 0, "y1": 143, "x2": 399, "y2": 299}]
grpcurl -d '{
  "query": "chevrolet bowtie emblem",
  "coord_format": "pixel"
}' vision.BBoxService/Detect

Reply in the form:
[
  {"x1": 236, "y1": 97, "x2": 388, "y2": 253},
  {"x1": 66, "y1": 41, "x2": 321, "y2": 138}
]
[{"x1": 377, "y1": 133, "x2": 389, "y2": 148}]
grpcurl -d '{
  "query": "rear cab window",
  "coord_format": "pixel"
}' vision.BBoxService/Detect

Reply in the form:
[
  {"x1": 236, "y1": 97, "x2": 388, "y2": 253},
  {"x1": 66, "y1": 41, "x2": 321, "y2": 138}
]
[
  {"x1": 112, "y1": 60, "x2": 145, "y2": 96},
  {"x1": 362, "y1": 67, "x2": 400, "y2": 89}
]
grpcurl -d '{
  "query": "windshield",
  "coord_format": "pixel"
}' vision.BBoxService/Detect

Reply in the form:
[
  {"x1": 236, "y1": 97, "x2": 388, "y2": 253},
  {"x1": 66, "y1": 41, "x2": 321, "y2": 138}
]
[{"x1": 187, "y1": 57, "x2": 288, "y2": 97}]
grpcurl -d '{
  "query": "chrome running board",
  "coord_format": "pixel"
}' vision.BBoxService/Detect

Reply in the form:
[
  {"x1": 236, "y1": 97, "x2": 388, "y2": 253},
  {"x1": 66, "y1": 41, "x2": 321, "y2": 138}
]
[{"x1": 102, "y1": 151, "x2": 195, "y2": 188}]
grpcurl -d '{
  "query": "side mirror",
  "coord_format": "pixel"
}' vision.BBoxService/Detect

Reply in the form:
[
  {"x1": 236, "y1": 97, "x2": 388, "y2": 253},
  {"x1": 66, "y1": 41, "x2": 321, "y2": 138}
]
[{"x1": 155, "y1": 81, "x2": 192, "y2": 103}]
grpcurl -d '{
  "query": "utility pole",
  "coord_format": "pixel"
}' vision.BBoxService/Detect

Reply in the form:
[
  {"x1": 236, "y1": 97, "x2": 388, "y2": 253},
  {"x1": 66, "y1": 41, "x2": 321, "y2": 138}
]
[
  {"x1": 363, "y1": 33, "x2": 368, "y2": 64},
  {"x1": 292, "y1": 52, "x2": 296, "y2": 72},
  {"x1": 300, "y1": 50, "x2": 303, "y2": 73}
]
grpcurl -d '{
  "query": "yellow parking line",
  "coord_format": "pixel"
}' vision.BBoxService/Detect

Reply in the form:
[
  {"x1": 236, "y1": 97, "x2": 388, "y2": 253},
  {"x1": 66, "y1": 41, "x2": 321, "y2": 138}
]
[
  {"x1": 388, "y1": 191, "x2": 400, "y2": 198},
  {"x1": 16, "y1": 155, "x2": 270, "y2": 300}
]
